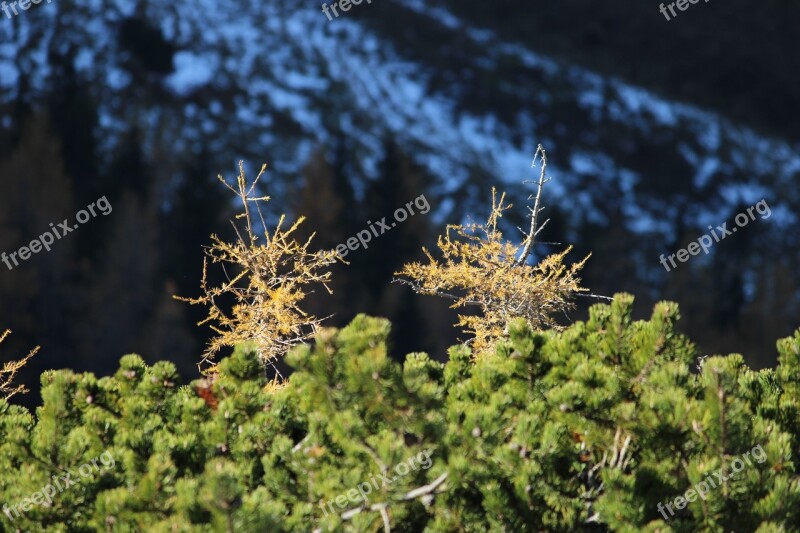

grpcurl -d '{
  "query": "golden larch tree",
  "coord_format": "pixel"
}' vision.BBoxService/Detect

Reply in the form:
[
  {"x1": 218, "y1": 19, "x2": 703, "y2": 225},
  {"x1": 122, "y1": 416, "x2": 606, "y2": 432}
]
[
  {"x1": 176, "y1": 162, "x2": 339, "y2": 373},
  {"x1": 396, "y1": 145, "x2": 594, "y2": 353}
]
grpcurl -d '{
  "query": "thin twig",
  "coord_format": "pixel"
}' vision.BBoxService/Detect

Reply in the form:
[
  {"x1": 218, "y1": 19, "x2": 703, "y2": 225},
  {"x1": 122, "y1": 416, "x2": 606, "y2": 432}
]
[
  {"x1": 517, "y1": 144, "x2": 549, "y2": 266},
  {"x1": 340, "y1": 472, "x2": 449, "y2": 522},
  {"x1": 380, "y1": 507, "x2": 391, "y2": 533}
]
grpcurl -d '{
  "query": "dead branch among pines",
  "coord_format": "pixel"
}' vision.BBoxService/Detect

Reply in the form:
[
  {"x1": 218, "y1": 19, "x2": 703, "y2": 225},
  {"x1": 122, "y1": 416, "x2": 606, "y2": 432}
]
[
  {"x1": 0, "y1": 329, "x2": 38, "y2": 400},
  {"x1": 175, "y1": 162, "x2": 339, "y2": 373},
  {"x1": 395, "y1": 145, "x2": 591, "y2": 353}
]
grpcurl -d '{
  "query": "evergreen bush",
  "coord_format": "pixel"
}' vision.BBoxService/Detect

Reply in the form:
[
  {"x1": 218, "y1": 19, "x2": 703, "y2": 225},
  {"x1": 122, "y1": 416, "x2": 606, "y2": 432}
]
[{"x1": 1, "y1": 295, "x2": 798, "y2": 531}]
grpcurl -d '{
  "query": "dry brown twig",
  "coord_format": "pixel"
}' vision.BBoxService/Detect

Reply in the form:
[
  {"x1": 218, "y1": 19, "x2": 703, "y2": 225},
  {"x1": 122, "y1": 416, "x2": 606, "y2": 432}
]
[
  {"x1": 396, "y1": 144, "x2": 593, "y2": 353},
  {"x1": 0, "y1": 329, "x2": 38, "y2": 400},
  {"x1": 175, "y1": 161, "x2": 339, "y2": 373}
]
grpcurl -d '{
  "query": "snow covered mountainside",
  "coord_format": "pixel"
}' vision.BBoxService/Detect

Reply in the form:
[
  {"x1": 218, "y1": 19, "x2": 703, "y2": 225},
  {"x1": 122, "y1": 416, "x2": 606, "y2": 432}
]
[
  {"x1": 2, "y1": 0, "x2": 797, "y2": 219},
  {"x1": 1, "y1": 0, "x2": 797, "y2": 310}
]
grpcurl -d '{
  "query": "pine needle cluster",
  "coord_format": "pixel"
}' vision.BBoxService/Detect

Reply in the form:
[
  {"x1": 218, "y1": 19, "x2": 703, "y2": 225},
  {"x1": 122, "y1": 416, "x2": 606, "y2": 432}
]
[
  {"x1": 396, "y1": 145, "x2": 590, "y2": 352},
  {"x1": 176, "y1": 162, "x2": 338, "y2": 370},
  {"x1": 0, "y1": 329, "x2": 38, "y2": 400}
]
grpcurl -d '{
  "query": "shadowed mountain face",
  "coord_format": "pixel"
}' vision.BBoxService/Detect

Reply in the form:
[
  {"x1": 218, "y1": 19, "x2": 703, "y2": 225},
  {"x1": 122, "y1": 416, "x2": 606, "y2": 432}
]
[
  {"x1": 0, "y1": 0, "x2": 797, "y2": 396},
  {"x1": 431, "y1": 0, "x2": 800, "y2": 143}
]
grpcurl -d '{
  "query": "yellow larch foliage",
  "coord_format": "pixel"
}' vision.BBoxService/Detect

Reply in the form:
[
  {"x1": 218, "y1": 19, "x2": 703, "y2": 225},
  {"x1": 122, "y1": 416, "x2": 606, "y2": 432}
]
[
  {"x1": 0, "y1": 329, "x2": 38, "y2": 400},
  {"x1": 176, "y1": 162, "x2": 339, "y2": 371},
  {"x1": 396, "y1": 145, "x2": 591, "y2": 353}
]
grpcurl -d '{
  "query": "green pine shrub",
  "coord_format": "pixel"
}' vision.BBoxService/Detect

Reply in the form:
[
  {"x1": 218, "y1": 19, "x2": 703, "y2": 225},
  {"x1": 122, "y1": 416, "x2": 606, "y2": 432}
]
[{"x1": 1, "y1": 295, "x2": 799, "y2": 532}]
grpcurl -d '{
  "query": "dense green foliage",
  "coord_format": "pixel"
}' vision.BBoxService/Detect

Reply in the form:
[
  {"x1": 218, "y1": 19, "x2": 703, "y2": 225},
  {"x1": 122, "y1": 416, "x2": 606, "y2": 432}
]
[{"x1": 1, "y1": 294, "x2": 798, "y2": 531}]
